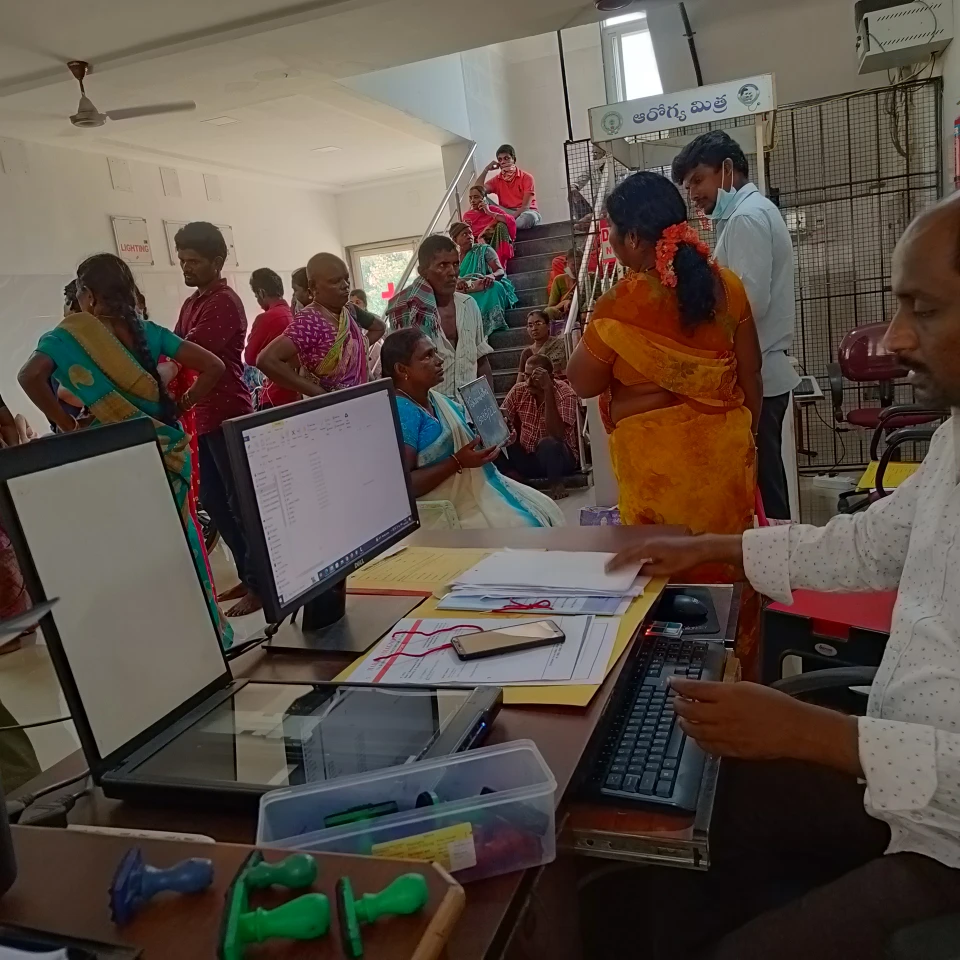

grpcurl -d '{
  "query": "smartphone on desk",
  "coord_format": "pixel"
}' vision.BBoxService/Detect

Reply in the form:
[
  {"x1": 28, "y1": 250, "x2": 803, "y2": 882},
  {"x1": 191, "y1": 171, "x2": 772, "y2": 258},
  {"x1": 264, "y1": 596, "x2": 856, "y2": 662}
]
[{"x1": 452, "y1": 620, "x2": 566, "y2": 661}]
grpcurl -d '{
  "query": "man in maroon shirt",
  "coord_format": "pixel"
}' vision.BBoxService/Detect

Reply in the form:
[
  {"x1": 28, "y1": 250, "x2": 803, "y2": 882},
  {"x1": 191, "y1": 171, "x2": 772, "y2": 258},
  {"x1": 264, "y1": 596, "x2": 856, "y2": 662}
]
[
  {"x1": 173, "y1": 222, "x2": 259, "y2": 617},
  {"x1": 246, "y1": 268, "x2": 298, "y2": 409}
]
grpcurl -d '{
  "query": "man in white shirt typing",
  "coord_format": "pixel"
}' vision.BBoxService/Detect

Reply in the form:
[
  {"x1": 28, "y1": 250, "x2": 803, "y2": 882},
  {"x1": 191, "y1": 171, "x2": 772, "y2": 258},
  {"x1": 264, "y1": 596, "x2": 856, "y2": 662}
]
[
  {"x1": 673, "y1": 131, "x2": 800, "y2": 520},
  {"x1": 602, "y1": 194, "x2": 960, "y2": 957}
]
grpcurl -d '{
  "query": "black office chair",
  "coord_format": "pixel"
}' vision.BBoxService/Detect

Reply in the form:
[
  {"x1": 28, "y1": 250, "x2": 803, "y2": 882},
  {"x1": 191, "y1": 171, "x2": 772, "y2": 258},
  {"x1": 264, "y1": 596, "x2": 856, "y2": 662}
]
[{"x1": 773, "y1": 668, "x2": 960, "y2": 960}]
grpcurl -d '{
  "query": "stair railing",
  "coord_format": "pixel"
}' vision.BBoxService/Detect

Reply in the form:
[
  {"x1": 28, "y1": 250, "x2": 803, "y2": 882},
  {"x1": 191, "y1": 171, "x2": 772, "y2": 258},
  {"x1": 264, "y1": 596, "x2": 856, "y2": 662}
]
[
  {"x1": 564, "y1": 157, "x2": 612, "y2": 473},
  {"x1": 391, "y1": 142, "x2": 478, "y2": 319}
]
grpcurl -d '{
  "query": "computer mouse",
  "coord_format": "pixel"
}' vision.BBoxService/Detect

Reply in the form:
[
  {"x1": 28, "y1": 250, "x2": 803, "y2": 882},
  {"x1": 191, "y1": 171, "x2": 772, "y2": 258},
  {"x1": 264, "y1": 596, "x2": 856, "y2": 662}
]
[{"x1": 664, "y1": 594, "x2": 709, "y2": 627}]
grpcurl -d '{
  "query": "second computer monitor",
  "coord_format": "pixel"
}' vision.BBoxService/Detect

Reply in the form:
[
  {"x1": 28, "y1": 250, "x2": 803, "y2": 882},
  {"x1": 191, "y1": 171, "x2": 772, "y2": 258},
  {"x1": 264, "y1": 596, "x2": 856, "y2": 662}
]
[{"x1": 224, "y1": 380, "x2": 419, "y2": 624}]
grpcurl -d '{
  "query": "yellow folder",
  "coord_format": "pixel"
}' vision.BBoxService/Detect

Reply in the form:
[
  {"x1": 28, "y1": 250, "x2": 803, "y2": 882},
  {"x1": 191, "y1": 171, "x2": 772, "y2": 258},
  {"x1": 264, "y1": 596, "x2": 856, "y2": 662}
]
[{"x1": 334, "y1": 578, "x2": 667, "y2": 708}]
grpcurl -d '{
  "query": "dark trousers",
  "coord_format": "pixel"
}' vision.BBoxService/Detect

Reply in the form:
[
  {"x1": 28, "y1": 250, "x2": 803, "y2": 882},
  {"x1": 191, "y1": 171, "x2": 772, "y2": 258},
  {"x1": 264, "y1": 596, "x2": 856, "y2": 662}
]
[
  {"x1": 500, "y1": 438, "x2": 576, "y2": 484},
  {"x1": 197, "y1": 427, "x2": 256, "y2": 592},
  {"x1": 581, "y1": 759, "x2": 960, "y2": 959},
  {"x1": 757, "y1": 392, "x2": 791, "y2": 520}
]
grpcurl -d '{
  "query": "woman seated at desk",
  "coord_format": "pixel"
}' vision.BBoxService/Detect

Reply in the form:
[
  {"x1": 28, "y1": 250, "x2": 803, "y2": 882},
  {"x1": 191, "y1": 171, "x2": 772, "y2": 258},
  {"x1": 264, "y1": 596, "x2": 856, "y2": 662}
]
[
  {"x1": 566, "y1": 171, "x2": 762, "y2": 668},
  {"x1": 383, "y1": 328, "x2": 565, "y2": 530}
]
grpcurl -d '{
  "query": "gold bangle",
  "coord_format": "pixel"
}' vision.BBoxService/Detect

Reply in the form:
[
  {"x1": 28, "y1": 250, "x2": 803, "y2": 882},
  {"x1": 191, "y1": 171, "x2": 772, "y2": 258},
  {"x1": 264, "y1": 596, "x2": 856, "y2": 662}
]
[{"x1": 451, "y1": 454, "x2": 464, "y2": 474}]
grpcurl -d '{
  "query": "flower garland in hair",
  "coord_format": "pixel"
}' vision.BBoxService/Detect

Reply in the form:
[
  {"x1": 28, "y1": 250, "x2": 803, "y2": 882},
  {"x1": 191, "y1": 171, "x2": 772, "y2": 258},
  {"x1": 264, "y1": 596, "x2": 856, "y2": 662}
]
[{"x1": 654, "y1": 222, "x2": 717, "y2": 288}]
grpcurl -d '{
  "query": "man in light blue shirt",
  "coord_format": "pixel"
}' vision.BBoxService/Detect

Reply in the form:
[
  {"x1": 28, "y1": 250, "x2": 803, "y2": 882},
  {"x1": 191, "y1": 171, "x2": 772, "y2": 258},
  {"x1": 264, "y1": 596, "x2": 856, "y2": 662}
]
[{"x1": 673, "y1": 131, "x2": 800, "y2": 519}]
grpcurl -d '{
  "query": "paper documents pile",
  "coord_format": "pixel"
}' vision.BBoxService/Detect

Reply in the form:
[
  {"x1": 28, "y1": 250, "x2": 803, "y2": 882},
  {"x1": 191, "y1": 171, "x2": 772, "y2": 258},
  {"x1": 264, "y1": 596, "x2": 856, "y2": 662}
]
[
  {"x1": 347, "y1": 615, "x2": 619, "y2": 688},
  {"x1": 438, "y1": 550, "x2": 650, "y2": 615}
]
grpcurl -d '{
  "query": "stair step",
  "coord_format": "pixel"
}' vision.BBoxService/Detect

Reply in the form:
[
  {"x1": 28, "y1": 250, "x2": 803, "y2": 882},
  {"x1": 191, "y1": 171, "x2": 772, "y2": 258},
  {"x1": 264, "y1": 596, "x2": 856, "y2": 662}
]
[
  {"x1": 509, "y1": 252, "x2": 560, "y2": 276},
  {"x1": 489, "y1": 347, "x2": 524, "y2": 371},
  {"x1": 490, "y1": 327, "x2": 532, "y2": 350},
  {"x1": 513, "y1": 236, "x2": 571, "y2": 259},
  {"x1": 493, "y1": 370, "x2": 518, "y2": 394},
  {"x1": 509, "y1": 270, "x2": 547, "y2": 293},
  {"x1": 515, "y1": 287, "x2": 547, "y2": 308},
  {"x1": 516, "y1": 220, "x2": 576, "y2": 241}
]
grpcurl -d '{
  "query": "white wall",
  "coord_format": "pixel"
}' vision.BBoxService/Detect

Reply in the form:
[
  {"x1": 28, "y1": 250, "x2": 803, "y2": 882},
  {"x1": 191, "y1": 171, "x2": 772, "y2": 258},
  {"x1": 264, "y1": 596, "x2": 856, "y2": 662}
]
[
  {"x1": 0, "y1": 139, "x2": 342, "y2": 427},
  {"x1": 460, "y1": 46, "x2": 515, "y2": 173},
  {"x1": 336, "y1": 170, "x2": 448, "y2": 249},
  {"x1": 502, "y1": 25, "x2": 606, "y2": 223},
  {"x1": 648, "y1": 0, "x2": 884, "y2": 105},
  {"x1": 340, "y1": 55, "x2": 472, "y2": 142}
]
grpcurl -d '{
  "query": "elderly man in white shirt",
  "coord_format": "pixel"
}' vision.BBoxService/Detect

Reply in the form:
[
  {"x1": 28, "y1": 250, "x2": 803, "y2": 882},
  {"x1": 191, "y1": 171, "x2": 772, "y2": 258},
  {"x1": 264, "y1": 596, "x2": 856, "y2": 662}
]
[
  {"x1": 384, "y1": 235, "x2": 494, "y2": 401},
  {"x1": 673, "y1": 131, "x2": 800, "y2": 520},
  {"x1": 603, "y1": 194, "x2": 960, "y2": 958}
]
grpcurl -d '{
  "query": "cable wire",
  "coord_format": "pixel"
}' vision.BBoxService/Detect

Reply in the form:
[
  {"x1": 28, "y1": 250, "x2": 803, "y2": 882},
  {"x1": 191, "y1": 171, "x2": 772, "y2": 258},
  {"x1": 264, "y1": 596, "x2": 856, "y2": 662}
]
[{"x1": 0, "y1": 716, "x2": 71, "y2": 734}]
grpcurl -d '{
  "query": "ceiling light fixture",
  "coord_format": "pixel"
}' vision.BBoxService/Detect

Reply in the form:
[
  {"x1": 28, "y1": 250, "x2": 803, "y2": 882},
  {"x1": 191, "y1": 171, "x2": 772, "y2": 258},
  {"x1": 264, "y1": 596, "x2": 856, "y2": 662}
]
[
  {"x1": 595, "y1": 0, "x2": 634, "y2": 9},
  {"x1": 312, "y1": 145, "x2": 342, "y2": 154},
  {"x1": 204, "y1": 116, "x2": 239, "y2": 126}
]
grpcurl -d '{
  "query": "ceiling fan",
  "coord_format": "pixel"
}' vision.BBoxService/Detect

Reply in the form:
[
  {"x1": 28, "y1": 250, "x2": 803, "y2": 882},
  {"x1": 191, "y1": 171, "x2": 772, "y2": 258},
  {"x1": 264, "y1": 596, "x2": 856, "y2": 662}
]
[{"x1": 67, "y1": 60, "x2": 196, "y2": 128}]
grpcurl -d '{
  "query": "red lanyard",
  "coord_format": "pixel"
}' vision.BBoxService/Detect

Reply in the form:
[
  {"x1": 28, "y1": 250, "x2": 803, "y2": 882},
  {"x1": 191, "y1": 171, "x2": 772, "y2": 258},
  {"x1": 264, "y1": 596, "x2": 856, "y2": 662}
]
[{"x1": 372, "y1": 624, "x2": 486, "y2": 661}]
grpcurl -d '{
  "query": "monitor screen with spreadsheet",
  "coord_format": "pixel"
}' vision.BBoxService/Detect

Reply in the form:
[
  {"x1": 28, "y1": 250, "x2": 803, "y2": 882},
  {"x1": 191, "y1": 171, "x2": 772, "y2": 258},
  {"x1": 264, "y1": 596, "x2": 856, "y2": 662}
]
[{"x1": 223, "y1": 381, "x2": 419, "y2": 622}]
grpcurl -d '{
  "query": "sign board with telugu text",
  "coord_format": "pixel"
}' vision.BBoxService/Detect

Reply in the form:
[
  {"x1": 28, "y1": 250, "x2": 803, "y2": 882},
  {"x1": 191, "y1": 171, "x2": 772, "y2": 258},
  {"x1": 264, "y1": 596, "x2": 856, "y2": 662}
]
[
  {"x1": 589, "y1": 74, "x2": 777, "y2": 144},
  {"x1": 111, "y1": 216, "x2": 153, "y2": 265}
]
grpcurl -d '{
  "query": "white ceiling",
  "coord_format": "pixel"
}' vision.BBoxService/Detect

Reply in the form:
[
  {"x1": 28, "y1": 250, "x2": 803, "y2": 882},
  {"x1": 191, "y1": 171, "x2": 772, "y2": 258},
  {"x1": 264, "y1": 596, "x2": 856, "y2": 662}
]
[{"x1": 0, "y1": 0, "x2": 623, "y2": 190}]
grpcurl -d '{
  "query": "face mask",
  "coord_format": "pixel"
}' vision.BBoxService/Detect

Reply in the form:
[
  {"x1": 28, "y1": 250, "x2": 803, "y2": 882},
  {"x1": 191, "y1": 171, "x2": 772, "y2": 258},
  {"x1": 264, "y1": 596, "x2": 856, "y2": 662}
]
[{"x1": 708, "y1": 159, "x2": 738, "y2": 222}]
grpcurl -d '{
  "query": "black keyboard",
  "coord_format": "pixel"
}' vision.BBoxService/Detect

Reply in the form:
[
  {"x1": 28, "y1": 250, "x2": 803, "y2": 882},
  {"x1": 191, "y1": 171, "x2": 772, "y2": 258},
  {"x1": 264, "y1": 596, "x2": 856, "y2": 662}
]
[
  {"x1": 793, "y1": 378, "x2": 815, "y2": 397},
  {"x1": 597, "y1": 637, "x2": 726, "y2": 813}
]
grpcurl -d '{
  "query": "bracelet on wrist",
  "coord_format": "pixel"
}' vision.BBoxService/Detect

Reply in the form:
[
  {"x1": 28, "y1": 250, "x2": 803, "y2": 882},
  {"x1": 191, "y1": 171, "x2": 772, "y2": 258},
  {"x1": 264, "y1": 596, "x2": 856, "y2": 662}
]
[{"x1": 451, "y1": 454, "x2": 463, "y2": 474}]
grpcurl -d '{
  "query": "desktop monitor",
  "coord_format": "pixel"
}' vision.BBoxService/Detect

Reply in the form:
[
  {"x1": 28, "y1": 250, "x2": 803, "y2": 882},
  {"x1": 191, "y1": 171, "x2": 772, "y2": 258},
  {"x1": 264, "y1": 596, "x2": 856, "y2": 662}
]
[
  {"x1": 0, "y1": 419, "x2": 231, "y2": 778},
  {"x1": 224, "y1": 380, "x2": 420, "y2": 636}
]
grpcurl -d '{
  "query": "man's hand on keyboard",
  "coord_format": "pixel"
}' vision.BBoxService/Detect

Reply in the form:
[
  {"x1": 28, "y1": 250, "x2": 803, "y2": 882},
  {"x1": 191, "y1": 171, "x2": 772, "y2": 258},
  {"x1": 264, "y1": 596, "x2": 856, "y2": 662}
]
[{"x1": 670, "y1": 679, "x2": 862, "y2": 775}]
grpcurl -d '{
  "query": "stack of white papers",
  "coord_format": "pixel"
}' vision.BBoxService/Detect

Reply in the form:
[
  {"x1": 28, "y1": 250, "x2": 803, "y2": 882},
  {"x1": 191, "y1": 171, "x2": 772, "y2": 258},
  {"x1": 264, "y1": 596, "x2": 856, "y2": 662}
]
[
  {"x1": 452, "y1": 550, "x2": 644, "y2": 597},
  {"x1": 348, "y1": 615, "x2": 619, "y2": 688},
  {"x1": 440, "y1": 551, "x2": 649, "y2": 616}
]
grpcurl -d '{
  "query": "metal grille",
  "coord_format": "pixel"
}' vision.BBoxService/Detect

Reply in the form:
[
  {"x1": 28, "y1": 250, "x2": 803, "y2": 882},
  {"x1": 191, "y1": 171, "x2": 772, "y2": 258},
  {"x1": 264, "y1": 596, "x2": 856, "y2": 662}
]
[
  {"x1": 769, "y1": 79, "x2": 942, "y2": 470},
  {"x1": 564, "y1": 78, "x2": 942, "y2": 470}
]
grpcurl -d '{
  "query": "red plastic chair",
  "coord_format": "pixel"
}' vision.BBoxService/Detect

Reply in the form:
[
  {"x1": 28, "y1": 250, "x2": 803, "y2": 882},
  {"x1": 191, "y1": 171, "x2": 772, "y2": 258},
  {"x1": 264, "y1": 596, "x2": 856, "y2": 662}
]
[{"x1": 827, "y1": 323, "x2": 940, "y2": 432}]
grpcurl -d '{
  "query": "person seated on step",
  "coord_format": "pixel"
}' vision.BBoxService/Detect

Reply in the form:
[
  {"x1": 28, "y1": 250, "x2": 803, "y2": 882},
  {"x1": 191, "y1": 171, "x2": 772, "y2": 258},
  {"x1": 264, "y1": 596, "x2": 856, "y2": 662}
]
[
  {"x1": 449, "y1": 221, "x2": 518, "y2": 339},
  {"x1": 499, "y1": 355, "x2": 579, "y2": 502},
  {"x1": 544, "y1": 247, "x2": 581, "y2": 329},
  {"x1": 517, "y1": 310, "x2": 567, "y2": 382},
  {"x1": 463, "y1": 185, "x2": 517, "y2": 268},
  {"x1": 383, "y1": 328, "x2": 564, "y2": 529},
  {"x1": 475, "y1": 144, "x2": 542, "y2": 231},
  {"x1": 384, "y1": 235, "x2": 494, "y2": 401}
]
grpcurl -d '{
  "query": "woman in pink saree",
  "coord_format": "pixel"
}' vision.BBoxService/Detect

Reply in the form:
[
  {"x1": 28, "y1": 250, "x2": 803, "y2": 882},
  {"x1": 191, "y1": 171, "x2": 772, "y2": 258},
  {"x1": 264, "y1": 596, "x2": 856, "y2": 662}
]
[{"x1": 463, "y1": 186, "x2": 517, "y2": 268}]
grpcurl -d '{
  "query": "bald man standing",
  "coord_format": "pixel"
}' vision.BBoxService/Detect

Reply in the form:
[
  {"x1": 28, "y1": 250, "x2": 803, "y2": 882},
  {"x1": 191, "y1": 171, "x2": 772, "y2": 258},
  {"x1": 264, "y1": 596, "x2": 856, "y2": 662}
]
[{"x1": 257, "y1": 253, "x2": 377, "y2": 398}]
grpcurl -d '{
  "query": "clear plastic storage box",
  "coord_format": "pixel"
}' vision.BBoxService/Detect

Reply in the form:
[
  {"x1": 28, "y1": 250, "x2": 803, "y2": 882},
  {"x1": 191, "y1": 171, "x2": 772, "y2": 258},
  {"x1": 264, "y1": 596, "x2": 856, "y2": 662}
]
[{"x1": 256, "y1": 739, "x2": 557, "y2": 883}]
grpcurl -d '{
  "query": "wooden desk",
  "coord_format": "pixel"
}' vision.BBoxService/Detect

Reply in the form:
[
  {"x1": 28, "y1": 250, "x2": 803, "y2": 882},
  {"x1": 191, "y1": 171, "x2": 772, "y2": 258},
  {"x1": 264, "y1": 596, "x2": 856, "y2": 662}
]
[
  {"x1": 0, "y1": 827, "x2": 463, "y2": 959},
  {"x1": 16, "y1": 526, "x2": 701, "y2": 960}
]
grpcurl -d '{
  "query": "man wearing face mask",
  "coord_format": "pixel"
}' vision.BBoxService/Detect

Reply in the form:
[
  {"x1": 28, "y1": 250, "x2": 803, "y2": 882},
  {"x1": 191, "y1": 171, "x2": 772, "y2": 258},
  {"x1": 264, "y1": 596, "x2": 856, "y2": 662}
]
[{"x1": 673, "y1": 131, "x2": 799, "y2": 520}]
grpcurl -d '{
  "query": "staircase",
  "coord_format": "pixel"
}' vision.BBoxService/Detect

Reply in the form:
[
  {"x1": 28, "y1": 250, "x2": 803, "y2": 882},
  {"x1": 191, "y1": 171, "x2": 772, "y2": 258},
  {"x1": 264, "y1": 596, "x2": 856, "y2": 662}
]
[
  {"x1": 488, "y1": 221, "x2": 574, "y2": 399},
  {"x1": 487, "y1": 220, "x2": 591, "y2": 493}
]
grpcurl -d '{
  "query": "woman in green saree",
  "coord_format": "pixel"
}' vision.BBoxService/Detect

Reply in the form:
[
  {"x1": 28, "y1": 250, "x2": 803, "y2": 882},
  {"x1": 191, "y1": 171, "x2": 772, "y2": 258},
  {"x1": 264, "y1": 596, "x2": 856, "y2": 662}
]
[
  {"x1": 449, "y1": 221, "x2": 518, "y2": 338},
  {"x1": 18, "y1": 253, "x2": 233, "y2": 647}
]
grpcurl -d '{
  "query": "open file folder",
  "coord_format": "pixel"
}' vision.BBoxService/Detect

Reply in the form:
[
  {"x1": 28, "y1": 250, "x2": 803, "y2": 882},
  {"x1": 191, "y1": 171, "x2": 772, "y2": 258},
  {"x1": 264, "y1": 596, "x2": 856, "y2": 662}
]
[{"x1": 336, "y1": 579, "x2": 668, "y2": 707}]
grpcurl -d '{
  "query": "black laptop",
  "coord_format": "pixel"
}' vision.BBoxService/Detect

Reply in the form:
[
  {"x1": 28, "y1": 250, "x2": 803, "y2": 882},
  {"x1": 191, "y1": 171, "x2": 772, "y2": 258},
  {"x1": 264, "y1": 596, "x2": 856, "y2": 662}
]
[{"x1": 0, "y1": 420, "x2": 501, "y2": 812}]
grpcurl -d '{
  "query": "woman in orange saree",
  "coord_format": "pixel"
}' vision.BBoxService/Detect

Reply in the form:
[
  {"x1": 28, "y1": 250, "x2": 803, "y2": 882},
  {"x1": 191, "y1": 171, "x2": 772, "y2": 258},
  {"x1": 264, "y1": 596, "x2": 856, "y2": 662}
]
[{"x1": 567, "y1": 172, "x2": 764, "y2": 675}]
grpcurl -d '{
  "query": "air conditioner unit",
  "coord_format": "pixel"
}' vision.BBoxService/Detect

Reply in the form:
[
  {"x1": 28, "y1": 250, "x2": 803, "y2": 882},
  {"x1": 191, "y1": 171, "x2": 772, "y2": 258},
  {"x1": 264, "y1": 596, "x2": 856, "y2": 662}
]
[{"x1": 856, "y1": 0, "x2": 954, "y2": 74}]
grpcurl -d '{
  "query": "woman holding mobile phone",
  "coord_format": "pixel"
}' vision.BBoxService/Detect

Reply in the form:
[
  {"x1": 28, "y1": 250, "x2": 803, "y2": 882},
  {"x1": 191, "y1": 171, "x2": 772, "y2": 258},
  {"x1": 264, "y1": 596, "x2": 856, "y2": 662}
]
[{"x1": 382, "y1": 329, "x2": 564, "y2": 530}]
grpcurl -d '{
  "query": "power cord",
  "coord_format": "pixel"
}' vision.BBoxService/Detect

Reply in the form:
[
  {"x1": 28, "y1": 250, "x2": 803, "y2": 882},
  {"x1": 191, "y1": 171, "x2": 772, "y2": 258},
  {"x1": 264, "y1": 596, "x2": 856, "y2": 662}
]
[
  {"x1": 224, "y1": 617, "x2": 287, "y2": 661},
  {"x1": 6, "y1": 768, "x2": 90, "y2": 828},
  {"x1": 0, "y1": 716, "x2": 72, "y2": 733}
]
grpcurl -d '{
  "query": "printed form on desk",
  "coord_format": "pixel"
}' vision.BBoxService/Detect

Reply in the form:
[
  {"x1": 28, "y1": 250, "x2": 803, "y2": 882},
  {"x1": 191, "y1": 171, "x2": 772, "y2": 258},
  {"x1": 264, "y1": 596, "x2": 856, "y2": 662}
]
[{"x1": 344, "y1": 616, "x2": 618, "y2": 688}]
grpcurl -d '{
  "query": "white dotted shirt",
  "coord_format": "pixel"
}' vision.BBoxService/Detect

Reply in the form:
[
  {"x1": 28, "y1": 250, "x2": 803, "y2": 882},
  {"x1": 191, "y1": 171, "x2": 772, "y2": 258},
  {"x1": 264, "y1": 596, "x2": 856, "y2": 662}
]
[{"x1": 744, "y1": 416, "x2": 960, "y2": 868}]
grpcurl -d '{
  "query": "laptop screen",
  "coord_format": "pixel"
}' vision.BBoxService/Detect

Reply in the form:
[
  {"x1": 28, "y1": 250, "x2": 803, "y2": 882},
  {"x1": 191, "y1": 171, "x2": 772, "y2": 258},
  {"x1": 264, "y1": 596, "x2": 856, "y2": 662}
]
[{"x1": 7, "y1": 438, "x2": 228, "y2": 760}]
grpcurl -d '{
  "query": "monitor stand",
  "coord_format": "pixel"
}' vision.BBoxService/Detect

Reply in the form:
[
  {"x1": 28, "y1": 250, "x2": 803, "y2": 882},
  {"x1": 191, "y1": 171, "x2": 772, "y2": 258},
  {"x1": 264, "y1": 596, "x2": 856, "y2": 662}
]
[{"x1": 265, "y1": 580, "x2": 420, "y2": 656}]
